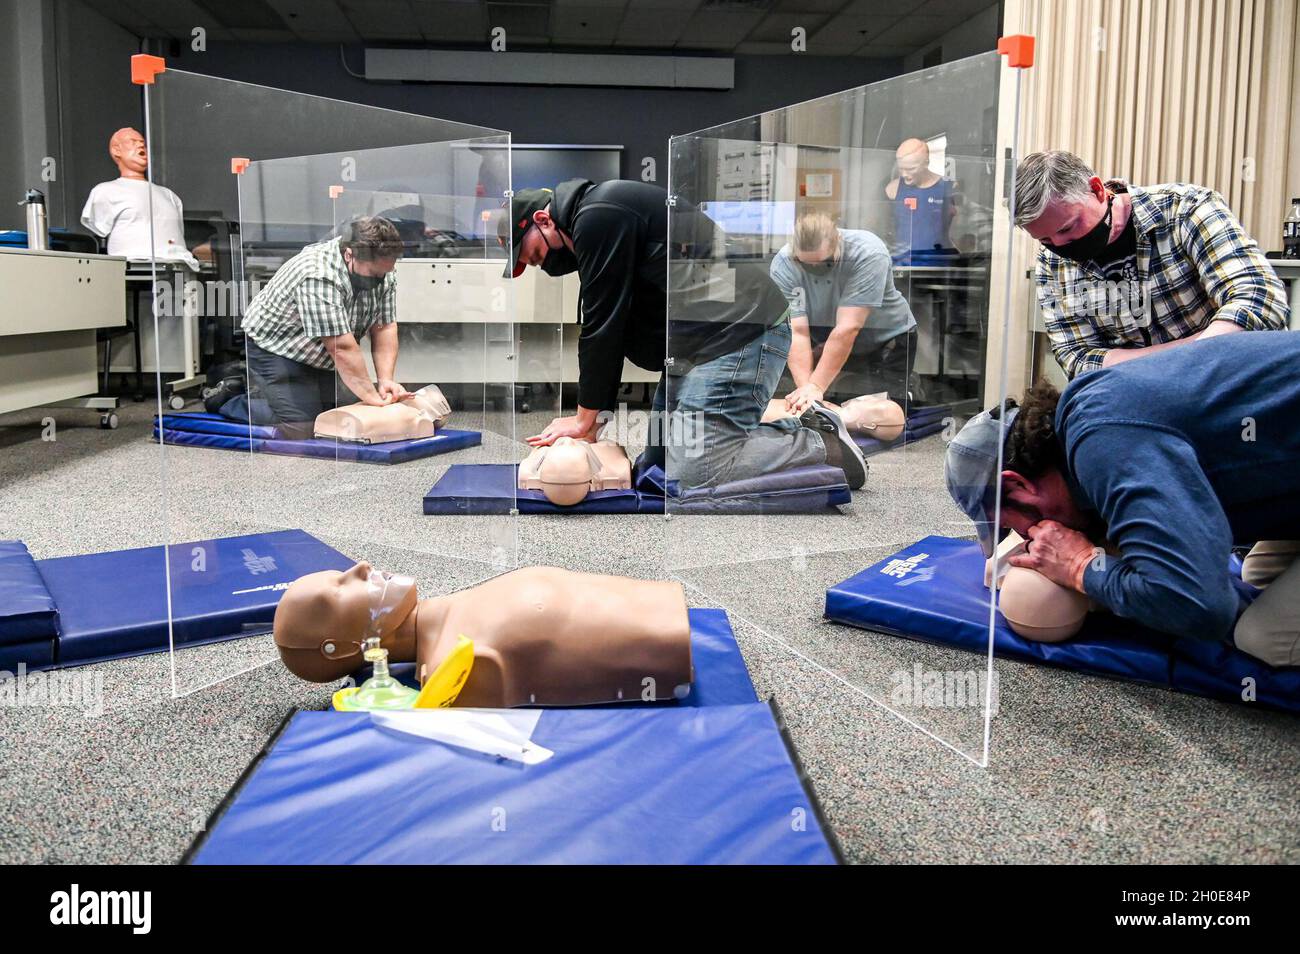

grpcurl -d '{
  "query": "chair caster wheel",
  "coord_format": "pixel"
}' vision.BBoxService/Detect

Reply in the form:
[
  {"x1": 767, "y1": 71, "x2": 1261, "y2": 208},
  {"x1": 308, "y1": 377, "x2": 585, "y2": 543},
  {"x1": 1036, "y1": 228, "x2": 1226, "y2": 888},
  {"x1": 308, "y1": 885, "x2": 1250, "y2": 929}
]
[
  {"x1": 100, "y1": 413, "x2": 119, "y2": 430},
  {"x1": 169, "y1": 394, "x2": 185, "y2": 411}
]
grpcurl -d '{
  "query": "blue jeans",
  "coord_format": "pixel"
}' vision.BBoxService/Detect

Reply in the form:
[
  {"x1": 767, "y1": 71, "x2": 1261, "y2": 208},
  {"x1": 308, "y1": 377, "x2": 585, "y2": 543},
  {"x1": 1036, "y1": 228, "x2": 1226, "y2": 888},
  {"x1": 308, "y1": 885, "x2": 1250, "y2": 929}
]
[
  {"x1": 218, "y1": 340, "x2": 355, "y2": 440},
  {"x1": 652, "y1": 321, "x2": 825, "y2": 488}
]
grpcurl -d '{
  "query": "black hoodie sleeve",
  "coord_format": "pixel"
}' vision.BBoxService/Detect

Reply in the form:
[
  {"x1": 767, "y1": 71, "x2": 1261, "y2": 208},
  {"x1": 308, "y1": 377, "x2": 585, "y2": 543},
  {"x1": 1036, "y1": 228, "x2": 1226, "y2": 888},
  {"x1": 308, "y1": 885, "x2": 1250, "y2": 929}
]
[{"x1": 572, "y1": 203, "x2": 642, "y2": 412}]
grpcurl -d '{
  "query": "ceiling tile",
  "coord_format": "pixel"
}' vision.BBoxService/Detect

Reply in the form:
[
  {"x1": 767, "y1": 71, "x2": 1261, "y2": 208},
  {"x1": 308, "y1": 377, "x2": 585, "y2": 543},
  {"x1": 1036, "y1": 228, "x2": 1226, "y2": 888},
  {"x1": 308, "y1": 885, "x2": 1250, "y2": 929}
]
[
  {"x1": 614, "y1": 9, "x2": 687, "y2": 44},
  {"x1": 676, "y1": 8, "x2": 765, "y2": 48},
  {"x1": 841, "y1": 0, "x2": 930, "y2": 14},
  {"x1": 747, "y1": 11, "x2": 827, "y2": 42},
  {"x1": 773, "y1": 0, "x2": 851, "y2": 12},
  {"x1": 228, "y1": 27, "x2": 302, "y2": 40},
  {"x1": 870, "y1": 13, "x2": 958, "y2": 46},
  {"x1": 340, "y1": 0, "x2": 420, "y2": 34},
  {"x1": 485, "y1": 2, "x2": 554, "y2": 39},
  {"x1": 412, "y1": 1, "x2": 488, "y2": 39},
  {"x1": 915, "y1": 0, "x2": 999, "y2": 15},
  {"x1": 551, "y1": 5, "x2": 624, "y2": 39},
  {"x1": 265, "y1": 0, "x2": 359, "y2": 34}
]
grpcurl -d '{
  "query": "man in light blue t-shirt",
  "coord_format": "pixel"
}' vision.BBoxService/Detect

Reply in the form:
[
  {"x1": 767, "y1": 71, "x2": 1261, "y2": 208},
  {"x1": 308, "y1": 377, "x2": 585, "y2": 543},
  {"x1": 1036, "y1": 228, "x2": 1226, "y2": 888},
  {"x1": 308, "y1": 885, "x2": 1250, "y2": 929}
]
[{"x1": 769, "y1": 211, "x2": 918, "y2": 415}]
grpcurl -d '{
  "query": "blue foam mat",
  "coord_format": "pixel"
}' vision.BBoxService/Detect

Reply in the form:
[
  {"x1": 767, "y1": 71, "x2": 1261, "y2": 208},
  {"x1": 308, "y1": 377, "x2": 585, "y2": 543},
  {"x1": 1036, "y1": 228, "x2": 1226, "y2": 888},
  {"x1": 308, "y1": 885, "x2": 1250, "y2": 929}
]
[
  {"x1": 186, "y1": 702, "x2": 840, "y2": 865},
  {"x1": 366, "y1": 607, "x2": 757, "y2": 709},
  {"x1": 825, "y1": 535, "x2": 1300, "y2": 713},
  {"x1": 155, "y1": 412, "x2": 481, "y2": 464},
  {"x1": 0, "y1": 541, "x2": 59, "y2": 645},
  {"x1": 12, "y1": 530, "x2": 355, "y2": 670},
  {"x1": 424, "y1": 461, "x2": 849, "y2": 515}
]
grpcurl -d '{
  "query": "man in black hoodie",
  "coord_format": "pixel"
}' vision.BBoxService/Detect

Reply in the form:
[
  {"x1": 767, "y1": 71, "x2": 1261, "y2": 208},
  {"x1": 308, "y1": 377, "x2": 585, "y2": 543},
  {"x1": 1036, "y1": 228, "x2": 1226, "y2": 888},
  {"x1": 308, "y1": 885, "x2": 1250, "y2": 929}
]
[{"x1": 502, "y1": 179, "x2": 866, "y2": 490}]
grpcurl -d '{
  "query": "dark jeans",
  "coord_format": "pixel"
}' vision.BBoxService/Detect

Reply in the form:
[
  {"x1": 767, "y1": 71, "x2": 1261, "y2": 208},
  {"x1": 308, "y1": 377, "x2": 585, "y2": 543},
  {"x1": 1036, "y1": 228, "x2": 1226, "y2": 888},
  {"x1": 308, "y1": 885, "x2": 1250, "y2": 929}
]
[
  {"x1": 648, "y1": 321, "x2": 825, "y2": 489},
  {"x1": 218, "y1": 339, "x2": 356, "y2": 440}
]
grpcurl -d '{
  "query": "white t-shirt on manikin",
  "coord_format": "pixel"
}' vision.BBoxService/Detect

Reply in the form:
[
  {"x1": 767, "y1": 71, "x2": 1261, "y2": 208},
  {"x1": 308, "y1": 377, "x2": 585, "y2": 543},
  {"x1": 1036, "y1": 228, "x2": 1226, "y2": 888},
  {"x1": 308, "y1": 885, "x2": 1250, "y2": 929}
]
[{"x1": 81, "y1": 177, "x2": 199, "y2": 269}]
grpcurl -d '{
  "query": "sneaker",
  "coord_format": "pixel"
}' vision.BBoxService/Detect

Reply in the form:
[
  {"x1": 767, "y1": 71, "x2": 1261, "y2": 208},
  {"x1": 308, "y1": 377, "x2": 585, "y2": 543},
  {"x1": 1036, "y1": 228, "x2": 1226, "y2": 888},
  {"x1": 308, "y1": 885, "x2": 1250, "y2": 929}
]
[
  {"x1": 202, "y1": 375, "x2": 246, "y2": 415},
  {"x1": 802, "y1": 402, "x2": 868, "y2": 490}
]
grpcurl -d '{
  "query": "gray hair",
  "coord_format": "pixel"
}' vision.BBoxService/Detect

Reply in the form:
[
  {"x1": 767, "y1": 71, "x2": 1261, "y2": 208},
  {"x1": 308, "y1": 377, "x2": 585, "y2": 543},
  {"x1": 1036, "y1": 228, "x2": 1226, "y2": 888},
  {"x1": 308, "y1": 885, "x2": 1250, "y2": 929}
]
[{"x1": 1013, "y1": 151, "x2": 1097, "y2": 228}]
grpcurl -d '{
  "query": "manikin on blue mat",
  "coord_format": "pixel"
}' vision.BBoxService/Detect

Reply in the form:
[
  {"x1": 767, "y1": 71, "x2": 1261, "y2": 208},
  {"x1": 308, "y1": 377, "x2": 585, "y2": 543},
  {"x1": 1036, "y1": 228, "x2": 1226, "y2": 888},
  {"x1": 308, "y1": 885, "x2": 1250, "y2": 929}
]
[{"x1": 825, "y1": 535, "x2": 1300, "y2": 713}]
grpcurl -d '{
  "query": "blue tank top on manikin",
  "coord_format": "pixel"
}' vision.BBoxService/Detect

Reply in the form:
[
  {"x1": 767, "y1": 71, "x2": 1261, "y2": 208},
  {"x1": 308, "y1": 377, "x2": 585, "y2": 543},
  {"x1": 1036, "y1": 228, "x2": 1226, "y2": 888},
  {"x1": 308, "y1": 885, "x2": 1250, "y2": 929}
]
[{"x1": 892, "y1": 177, "x2": 954, "y2": 263}]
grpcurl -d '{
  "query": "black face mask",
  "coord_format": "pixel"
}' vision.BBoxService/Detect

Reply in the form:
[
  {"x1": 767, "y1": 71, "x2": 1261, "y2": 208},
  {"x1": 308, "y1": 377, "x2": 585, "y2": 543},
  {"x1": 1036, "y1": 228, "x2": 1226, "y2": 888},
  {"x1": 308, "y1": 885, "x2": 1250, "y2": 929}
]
[
  {"x1": 347, "y1": 265, "x2": 385, "y2": 294},
  {"x1": 538, "y1": 228, "x2": 579, "y2": 277},
  {"x1": 1047, "y1": 195, "x2": 1114, "y2": 264},
  {"x1": 799, "y1": 254, "x2": 837, "y2": 277}
]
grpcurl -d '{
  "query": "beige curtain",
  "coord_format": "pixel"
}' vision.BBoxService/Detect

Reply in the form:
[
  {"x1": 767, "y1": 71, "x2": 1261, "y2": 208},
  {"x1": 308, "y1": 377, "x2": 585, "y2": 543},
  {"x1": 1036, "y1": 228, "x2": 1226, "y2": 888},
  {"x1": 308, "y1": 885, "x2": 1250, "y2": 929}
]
[{"x1": 987, "y1": 0, "x2": 1300, "y2": 399}]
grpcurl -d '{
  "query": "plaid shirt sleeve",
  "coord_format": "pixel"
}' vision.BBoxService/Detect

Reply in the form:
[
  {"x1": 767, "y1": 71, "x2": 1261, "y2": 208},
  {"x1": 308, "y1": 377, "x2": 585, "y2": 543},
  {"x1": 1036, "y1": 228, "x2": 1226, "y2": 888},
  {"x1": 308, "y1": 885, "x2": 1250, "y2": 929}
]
[
  {"x1": 1175, "y1": 188, "x2": 1289, "y2": 331},
  {"x1": 372, "y1": 274, "x2": 397, "y2": 326},
  {"x1": 296, "y1": 277, "x2": 353, "y2": 339},
  {"x1": 1036, "y1": 251, "x2": 1110, "y2": 378}
]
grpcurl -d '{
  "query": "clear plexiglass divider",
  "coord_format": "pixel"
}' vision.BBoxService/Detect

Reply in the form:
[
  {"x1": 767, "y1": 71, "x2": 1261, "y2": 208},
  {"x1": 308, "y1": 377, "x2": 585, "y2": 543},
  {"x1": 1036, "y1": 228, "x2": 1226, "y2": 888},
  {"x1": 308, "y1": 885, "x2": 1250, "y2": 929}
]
[
  {"x1": 143, "y1": 68, "x2": 517, "y2": 697},
  {"x1": 665, "y1": 50, "x2": 1017, "y2": 763}
]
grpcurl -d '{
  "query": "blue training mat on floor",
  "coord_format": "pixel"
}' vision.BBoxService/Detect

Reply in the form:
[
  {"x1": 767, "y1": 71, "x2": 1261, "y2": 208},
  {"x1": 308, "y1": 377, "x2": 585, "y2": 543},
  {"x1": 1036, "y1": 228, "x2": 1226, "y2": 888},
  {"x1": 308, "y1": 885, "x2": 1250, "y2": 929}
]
[
  {"x1": 5, "y1": 530, "x2": 355, "y2": 670},
  {"x1": 367, "y1": 607, "x2": 757, "y2": 709},
  {"x1": 423, "y1": 463, "x2": 644, "y2": 515},
  {"x1": 0, "y1": 541, "x2": 59, "y2": 669},
  {"x1": 424, "y1": 460, "x2": 850, "y2": 515},
  {"x1": 154, "y1": 412, "x2": 481, "y2": 464},
  {"x1": 824, "y1": 535, "x2": 1300, "y2": 713},
  {"x1": 185, "y1": 702, "x2": 840, "y2": 865}
]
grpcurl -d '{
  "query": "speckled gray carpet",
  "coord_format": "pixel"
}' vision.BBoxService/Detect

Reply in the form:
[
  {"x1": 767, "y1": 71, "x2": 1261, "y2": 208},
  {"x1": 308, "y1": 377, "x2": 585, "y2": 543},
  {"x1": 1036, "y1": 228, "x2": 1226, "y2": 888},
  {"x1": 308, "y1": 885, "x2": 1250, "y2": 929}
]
[{"x1": 1, "y1": 397, "x2": 1296, "y2": 864}]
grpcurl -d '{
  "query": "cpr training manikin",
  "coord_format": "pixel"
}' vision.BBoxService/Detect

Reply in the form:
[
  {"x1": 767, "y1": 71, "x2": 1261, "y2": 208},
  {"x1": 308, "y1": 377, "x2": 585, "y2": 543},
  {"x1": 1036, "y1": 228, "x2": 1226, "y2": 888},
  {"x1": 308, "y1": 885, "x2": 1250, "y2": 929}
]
[
  {"x1": 763, "y1": 394, "x2": 906, "y2": 442},
  {"x1": 517, "y1": 437, "x2": 633, "y2": 505},
  {"x1": 273, "y1": 561, "x2": 694, "y2": 710},
  {"x1": 986, "y1": 530, "x2": 1091, "y2": 642},
  {"x1": 313, "y1": 384, "x2": 451, "y2": 444}
]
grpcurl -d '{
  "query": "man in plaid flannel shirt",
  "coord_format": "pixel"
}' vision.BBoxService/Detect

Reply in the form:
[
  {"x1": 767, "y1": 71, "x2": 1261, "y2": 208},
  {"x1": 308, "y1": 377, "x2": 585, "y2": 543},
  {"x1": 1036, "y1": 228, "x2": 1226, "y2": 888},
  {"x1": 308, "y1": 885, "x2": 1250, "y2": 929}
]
[
  {"x1": 1015, "y1": 150, "x2": 1288, "y2": 379},
  {"x1": 213, "y1": 216, "x2": 409, "y2": 439}
]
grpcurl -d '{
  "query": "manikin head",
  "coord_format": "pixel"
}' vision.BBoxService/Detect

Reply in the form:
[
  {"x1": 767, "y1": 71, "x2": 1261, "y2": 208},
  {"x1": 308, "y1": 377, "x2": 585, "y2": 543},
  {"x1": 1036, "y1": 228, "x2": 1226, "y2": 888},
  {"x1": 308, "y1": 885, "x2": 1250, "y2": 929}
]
[
  {"x1": 406, "y1": 384, "x2": 451, "y2": 427},
  {"x1": 945, "y1": 382, "x2": 1090, "y2": 556},
  {"x1": 840, "y1": 395, "x2": 905, "y2": 442},
  {"x1": 895, "y1": 138, "x2": 932, "y2": 186},
  {"x1": 529, "y1": 437, "x2": 602, "y2": 506},
  {"x1": 110, "y1": 127, "x2": 148, "y2": 180},
  {"x1": 273, "y1": 562, "x2": 418, "y2": 682},
  {"x1": 1014, "y1": 150, "x2": 1111, "y2": 249},
  {"x1": 998, "y1": 566, "x2": 1089, "y2": 642}
]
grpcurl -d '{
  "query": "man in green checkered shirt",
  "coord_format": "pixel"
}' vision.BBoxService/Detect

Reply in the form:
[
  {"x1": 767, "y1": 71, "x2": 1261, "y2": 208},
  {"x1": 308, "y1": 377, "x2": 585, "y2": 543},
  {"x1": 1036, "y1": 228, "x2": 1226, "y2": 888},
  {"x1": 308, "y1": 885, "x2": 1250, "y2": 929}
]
[
  {"x1": 214, "y1": 216, "x2": 408, "y2": 438},
  {"x1": 1015, "y1": 150, "x2": 1288, "y2": 379}
]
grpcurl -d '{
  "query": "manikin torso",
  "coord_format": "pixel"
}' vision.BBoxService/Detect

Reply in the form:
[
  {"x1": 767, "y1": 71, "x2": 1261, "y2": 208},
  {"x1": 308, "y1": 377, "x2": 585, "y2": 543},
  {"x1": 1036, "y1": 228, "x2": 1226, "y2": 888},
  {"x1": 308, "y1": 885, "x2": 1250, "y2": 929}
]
[
  {"x1": 273, "y1": 563, "x2": 692, "y2": 707},
  {"x1": 518, "y1": 438, "x2": 632, "y2": 505},
  {"x1": 314, "y1": 384, "x2": 451, "y2": 443},
  {"x1": 412, "y1": 567, "x2": 691, "y2": 706}
]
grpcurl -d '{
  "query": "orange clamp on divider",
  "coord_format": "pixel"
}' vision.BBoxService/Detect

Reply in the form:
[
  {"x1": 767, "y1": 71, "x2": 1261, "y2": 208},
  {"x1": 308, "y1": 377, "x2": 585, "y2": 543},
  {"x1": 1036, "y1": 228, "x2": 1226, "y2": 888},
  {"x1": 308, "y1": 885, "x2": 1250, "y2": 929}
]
[
  {"x1": 997, "y1": 35, "x2": 1035, "y2": 69},
  {"x1": 904, "y1": 197, "x2": 918, "y2": 211},
  {"x1": 231, "y1": 158, "x2": 250, "y2": 175},
  {"x1": 329, "y1": 185, "x2": 345, "y2": 199},
  {"x1": 131, "y1": 54, "x2": 166, "y2": 85}
]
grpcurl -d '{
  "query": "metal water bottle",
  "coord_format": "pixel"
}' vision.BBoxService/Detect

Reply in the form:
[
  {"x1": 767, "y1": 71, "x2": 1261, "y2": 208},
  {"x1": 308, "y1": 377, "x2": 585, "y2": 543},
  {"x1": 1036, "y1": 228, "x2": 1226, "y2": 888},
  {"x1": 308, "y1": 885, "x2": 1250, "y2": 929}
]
[
  {"x1": 21, "y1": 189, "x2": 48, "y2": 251},
  {"x1": 1284, "y1": 197, "x2": 1300, "y2": 259}
]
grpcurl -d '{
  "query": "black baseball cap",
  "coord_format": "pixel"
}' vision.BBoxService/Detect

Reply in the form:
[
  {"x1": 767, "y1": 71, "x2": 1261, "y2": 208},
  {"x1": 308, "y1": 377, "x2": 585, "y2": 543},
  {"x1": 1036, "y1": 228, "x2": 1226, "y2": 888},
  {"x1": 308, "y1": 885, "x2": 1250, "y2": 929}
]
[{"x1": 498, "y1": 187, "x2": 554, "y2": 278}]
